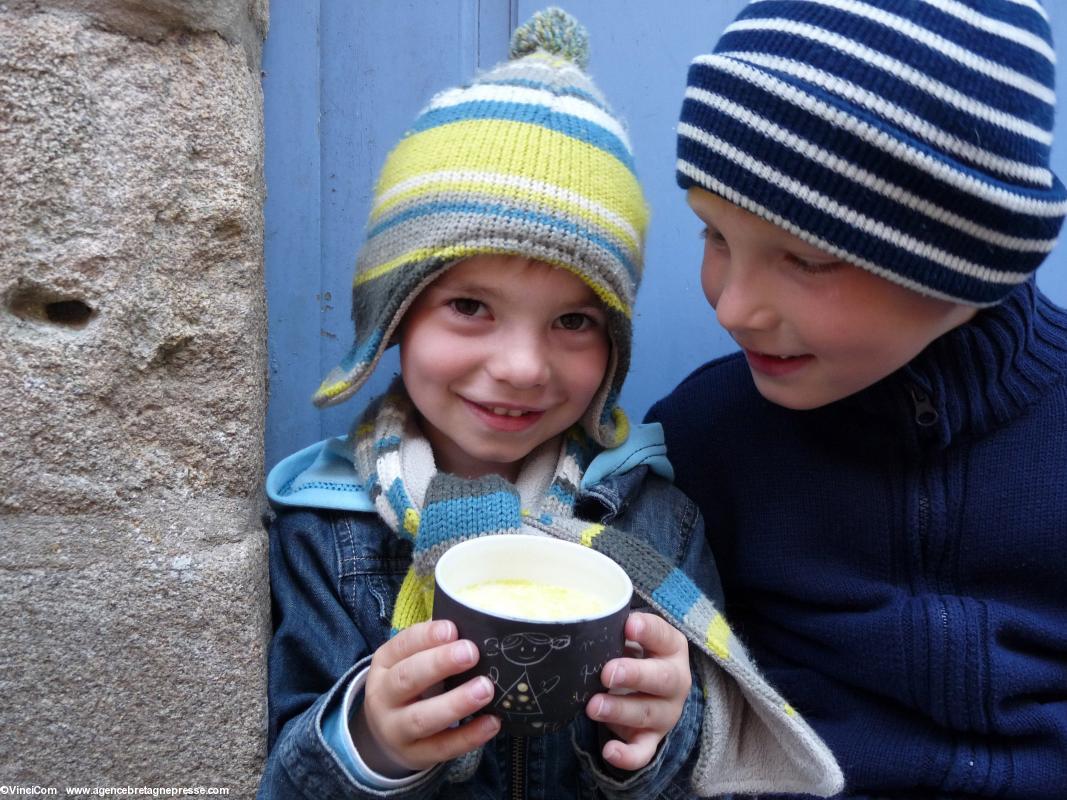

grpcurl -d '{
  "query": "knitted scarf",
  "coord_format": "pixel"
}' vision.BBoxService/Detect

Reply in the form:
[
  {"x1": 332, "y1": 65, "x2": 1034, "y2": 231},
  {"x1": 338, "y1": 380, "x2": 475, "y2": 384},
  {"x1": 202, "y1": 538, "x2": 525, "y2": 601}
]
[{"x1": 352, "y1": 388, "x2": 844, "y2": 797}]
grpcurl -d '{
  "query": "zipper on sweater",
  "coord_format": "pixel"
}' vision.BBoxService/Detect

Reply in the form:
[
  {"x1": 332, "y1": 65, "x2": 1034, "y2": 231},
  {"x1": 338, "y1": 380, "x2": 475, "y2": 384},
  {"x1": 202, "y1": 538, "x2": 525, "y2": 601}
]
[
  {"x1": 903, "y1": 383, "x2": 935, "y2": 584},
  {"x1": 904, "y1": 380, "x2": 943, "y2": 720},
  {"x1": 908, "y1": 384, "x2": 939, "y2": 427},
  {"x1": 510, "y1": 735, "x2": 527, "y2": 800},
  {"x1": 908, "y1": 382, "x2": 937, "y2": 579},
  {"x1": 916, "y1": 488, "x2": 933, "y2": 592}
]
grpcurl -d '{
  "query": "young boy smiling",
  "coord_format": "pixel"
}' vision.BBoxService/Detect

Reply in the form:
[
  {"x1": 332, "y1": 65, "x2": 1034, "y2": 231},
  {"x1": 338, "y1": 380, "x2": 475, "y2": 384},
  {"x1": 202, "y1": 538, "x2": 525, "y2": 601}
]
[
  {"x1": 649, "y1": 1, "x2": 1067, "y2": 797},
  {"x1": 257, "y1": 8, "x2": 842, "y2": 800},
  {"x1": 398, "y1": 255, "x2": 611, "y2": 483},
  {"x1": 688, "y1": 189, "x2": 978, "y2": 411}
]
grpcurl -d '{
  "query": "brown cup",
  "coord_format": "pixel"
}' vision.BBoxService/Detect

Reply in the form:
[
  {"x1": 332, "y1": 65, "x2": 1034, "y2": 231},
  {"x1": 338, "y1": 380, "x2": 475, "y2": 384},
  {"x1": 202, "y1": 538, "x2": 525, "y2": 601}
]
[{"x1": 433, "y1": 534, "x2": 633, "y2": 736}]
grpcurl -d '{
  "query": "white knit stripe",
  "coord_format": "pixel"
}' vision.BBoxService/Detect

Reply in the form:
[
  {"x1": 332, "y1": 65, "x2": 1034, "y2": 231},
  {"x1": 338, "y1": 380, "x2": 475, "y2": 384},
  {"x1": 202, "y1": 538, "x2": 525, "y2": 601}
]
[
  {"x1": 726, "y1": 51, "x2": 1051, "y2": 183},
  {"x1": 484, "y1": 65, "x2": 610, "y2": 112},
  {"x1": 375, "y1": 488, "x2": 401, "y2": 533},
  {"x1": 691, "y1": 56, "x2": 1067, "y2": 214},
  {"x1": 677, "y1": 129, "x2": 1032, "y2": 285},
  {"x1": 678, "y1": 111, "x2": 1055, "y2": 253},
  {"x1": 426, "y1": 84, "x2": 633, "y2": 149},
  {"x1": 379, "y1": 449, "x2": 404, "y2": 495},
  {"x1": 678, "y1": 158, "x2": 1008, "y2": 306},
  {"x1": 558, "y1": 449, "x2": 583, "y2": 494},
  {"x1": 502, "y1": 51, "x2": 593, "y2": 86},
  {"x1": 372, "y1": 169, "x2": 641, "y2": 247},
  {"x1": 746, "y1": 0, "x2": 1055, "y2": 103},
  {"x1": 1003, "y1": 0, "x2": 1048, "y2": 23},
  {"x1": 921, "y1": 0, "x2": 1055, "y2": 62},
  {"x1": 723, "y1": 19, "x2": 1052, "y2": 144}
]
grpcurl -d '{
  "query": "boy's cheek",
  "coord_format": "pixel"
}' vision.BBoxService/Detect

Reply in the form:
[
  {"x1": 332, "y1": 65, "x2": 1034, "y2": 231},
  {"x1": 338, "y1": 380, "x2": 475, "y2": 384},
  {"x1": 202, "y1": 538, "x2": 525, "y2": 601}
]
[{"x1": 700, "y1": 268, "x2": 720, "y2": 310}]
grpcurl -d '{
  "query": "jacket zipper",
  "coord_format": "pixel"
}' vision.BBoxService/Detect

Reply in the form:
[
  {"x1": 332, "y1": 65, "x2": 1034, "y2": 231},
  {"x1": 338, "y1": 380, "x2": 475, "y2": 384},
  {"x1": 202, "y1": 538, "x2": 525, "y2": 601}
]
[
  {"x1": 906, "y1": 383, "x2": 936, "y2": 579},
  {"x1": 908, "y1": 384, "x2": 939, "y2": 427},
  {"x1": 907, "y1": 383, "x2": 939, "y2": 577},
  {"x1": 510, "y1": 735, "x2": 526, "y2": 800},
  {"x1": 906, "y1": 382, "x2": 950, "y2": 720}
]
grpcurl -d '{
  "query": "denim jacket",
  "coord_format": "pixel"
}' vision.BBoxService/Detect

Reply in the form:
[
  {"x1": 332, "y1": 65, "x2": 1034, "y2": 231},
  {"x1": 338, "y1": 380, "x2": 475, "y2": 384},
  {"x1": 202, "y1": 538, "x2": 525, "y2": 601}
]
[{"x1": 257, "y1": 425, "x2": 722, "y2": 800}]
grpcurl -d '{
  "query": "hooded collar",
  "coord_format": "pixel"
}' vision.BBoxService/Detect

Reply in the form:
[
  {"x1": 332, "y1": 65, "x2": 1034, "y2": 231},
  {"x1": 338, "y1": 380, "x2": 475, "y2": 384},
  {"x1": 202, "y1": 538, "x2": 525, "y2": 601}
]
[{"x1": 266, "y1": 422, "x2": 673, "y2": 513}]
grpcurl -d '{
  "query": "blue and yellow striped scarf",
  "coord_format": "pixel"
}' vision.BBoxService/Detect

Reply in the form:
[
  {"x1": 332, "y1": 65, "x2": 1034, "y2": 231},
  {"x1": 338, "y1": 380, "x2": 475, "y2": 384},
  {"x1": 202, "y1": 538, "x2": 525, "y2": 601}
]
[{"x1": 350, "y1": 387, "x2": 843, "y2": 796}]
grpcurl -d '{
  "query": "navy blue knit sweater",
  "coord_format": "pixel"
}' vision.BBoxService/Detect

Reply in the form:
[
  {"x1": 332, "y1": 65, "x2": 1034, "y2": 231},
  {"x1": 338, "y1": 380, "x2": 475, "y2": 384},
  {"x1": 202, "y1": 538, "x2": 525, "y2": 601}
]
[{"x1": 647, "y1": 281, "x2": 1067, "y2": 799}]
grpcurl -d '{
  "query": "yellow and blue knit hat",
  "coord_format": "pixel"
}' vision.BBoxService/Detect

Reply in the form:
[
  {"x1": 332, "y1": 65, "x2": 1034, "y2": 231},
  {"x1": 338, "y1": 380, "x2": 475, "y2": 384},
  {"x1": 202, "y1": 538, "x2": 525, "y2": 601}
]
[
  {"x1": 678, "y1": 0, "x2": 1067, "y2": 306},
  {"x1": 315, "y1": 8, "x2": 648, "y2": 448}
]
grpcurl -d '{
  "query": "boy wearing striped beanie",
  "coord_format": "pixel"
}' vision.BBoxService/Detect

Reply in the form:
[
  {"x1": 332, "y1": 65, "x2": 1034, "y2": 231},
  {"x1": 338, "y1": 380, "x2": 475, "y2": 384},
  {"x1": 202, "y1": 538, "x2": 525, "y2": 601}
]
[
  {"x1": 650, "y1": 1, "x2": 1067, "y2": 797},
  {"x1": 260, "y1": 8, "x2": 844, "y2": 799}
]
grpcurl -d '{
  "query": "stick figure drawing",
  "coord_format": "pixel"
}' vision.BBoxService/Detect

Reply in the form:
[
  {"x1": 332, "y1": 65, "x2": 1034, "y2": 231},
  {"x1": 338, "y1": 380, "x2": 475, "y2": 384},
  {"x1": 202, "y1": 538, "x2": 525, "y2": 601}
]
[{"x1": 484, "y1": 632, "x2": 571, "y2": 722}]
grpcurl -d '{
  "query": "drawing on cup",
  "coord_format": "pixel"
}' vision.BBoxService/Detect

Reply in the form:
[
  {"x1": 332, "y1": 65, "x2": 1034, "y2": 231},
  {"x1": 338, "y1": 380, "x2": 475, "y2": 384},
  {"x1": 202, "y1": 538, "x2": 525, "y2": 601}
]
[{"x1": 485, "y1": 632, "x2": 571, "y2": 721}]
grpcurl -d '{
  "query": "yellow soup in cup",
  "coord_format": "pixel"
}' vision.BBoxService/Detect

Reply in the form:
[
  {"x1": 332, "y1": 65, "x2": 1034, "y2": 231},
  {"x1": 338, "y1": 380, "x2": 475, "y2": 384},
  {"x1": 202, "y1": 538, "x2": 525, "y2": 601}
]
[{"x1": 455, "y1": 579, "x2": 609, "y2": 621}]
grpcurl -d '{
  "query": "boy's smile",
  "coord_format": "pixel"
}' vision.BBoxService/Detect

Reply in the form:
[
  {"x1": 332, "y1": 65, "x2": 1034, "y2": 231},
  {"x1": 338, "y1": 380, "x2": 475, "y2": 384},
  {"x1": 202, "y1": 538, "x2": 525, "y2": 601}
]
[
  {"x1": 688, "y1": 188, "x2": 977, "y2": 409},
  {"x1": 399, "y1": 255, "x2": 610, "y2": 481}
]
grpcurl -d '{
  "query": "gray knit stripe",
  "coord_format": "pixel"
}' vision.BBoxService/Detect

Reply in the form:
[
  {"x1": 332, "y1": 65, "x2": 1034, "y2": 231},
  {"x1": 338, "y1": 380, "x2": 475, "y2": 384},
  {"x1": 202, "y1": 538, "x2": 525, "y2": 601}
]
[
  {"x1": 365, "y1": 189, "x2": 640, "y2": 270},
  {"x1": 355, "y1": 215, "x2": 638, "y2": 303},
  {"x1": 589, "y1": 526, "x2": 676, "y2": 590}
]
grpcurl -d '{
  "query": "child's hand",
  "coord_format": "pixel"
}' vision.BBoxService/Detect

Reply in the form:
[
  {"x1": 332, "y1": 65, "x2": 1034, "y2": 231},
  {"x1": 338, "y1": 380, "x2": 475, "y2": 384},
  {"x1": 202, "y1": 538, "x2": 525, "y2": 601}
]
[
  {"x1": 585, "y1": 612, "x2": 692, "y2": 772},
  {"x1": 353, "y1": 619, "x2": 500, "y2": 776}
]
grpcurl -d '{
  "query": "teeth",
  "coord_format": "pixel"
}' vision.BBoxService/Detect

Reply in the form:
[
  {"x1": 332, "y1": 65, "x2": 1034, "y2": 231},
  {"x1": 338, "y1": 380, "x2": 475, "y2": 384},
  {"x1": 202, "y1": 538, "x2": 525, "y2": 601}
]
[{"x1": 491, "y1": 407, "x2": 526, "y2": 417}]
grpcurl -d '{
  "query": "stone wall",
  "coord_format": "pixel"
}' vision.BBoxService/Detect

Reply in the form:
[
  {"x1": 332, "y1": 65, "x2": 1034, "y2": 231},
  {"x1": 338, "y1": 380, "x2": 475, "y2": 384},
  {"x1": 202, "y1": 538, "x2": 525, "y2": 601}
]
[{"x1": 0, "y1": 1, "x2": 269, "y2": 794}]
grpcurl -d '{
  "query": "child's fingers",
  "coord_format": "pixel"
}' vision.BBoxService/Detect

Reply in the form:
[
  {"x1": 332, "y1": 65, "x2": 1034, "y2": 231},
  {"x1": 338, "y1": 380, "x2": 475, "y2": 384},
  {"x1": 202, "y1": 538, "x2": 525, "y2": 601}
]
[
  {"x1": 402, "y1": 713, "x2": 502, "y2": 771},
  {"x1": 374, "y1": 638, "x2": 481, "y2": 705},
  {"x1": 624, "y1": 612, "x2": 688, "y2": 658},
  {"x1": 373, "y1": 620, "x2": 457, "y2": 669},
  {"x1": 600, "y1": 729, "x2": 662, "y2": 772},
  {"x1": 586, "y1": 691, "x2": 676, "y2": 734},
  {"x1": 601, "y1": 656, "x2": 683, "y2": 699},
  {"x1": 397, "y1": 675, "x2": 497, "y2": 744},
  {"x1": 358, "y1": 673, "x2": 497, "y2": 773}
]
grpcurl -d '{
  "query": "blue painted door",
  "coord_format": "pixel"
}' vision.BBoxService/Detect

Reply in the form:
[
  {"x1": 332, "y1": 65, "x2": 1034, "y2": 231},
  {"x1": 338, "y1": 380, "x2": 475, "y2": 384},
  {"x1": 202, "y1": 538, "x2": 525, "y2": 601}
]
[{"x1": 263, "y1": 1, "x2": 1067, "y2": 470}]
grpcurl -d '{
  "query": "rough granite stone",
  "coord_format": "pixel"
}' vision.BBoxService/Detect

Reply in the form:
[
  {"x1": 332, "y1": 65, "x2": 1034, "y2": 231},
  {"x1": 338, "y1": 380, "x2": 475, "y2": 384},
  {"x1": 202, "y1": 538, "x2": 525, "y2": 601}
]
[
  {"x1": 0, "y1": 507, "x2": 270, "y2": 791},
  {"x1": 0, "y1": 9, "x2": 266, "y2": 514},
  {"x1": 0, "y1": 3, "x2": 268, "y2": 793},
  {"x1": 5, "y1": 0, "x2": 269, "y2": 68}
]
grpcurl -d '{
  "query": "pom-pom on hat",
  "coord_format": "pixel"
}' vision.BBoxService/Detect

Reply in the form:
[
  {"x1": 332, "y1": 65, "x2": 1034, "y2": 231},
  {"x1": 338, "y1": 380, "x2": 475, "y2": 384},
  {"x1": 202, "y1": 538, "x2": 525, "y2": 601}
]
[
  {"x1": 314, "y1": 7, "x2": 648, "y2": 448},
  {"x1": 677, "y1": 0, "x2": 1067, "y2": 306}
]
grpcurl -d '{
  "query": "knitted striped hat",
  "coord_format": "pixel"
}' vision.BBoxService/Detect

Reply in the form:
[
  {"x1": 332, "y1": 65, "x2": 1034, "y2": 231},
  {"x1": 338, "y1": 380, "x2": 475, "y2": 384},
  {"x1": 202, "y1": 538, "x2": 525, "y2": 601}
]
[
  {"x1": 677, "y1": 0, "x2": 1067, "y2": 306},
  {"x1": 315, "y1": 8, "x2": 648, "y2": 448}
]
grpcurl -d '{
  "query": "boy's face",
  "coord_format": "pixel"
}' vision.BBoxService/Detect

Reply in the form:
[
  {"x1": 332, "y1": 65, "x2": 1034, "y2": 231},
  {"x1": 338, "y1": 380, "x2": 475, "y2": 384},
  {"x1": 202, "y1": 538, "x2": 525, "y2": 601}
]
[
  {"x1": 688, "y1": 188, "x2": 977, "y2": 409},
  {"x1": 399, "y1": 255, "x2": 610, "y2": 481}
]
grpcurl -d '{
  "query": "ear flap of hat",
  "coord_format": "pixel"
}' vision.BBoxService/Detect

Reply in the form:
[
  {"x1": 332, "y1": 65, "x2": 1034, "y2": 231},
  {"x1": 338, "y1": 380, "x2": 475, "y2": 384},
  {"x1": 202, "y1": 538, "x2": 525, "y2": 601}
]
[
  {"x1": 313, "y1": 260, "x2": 452, "y2": 408},
  {"x1": 580, "y1": 323, "x2": 630, "y2": 449},
  {"x1": 315, "y1": 255, "x2": 634, "y2": 450},
  {"x1": 315, "y1": 7, "x2": 648, "y2": 449}
]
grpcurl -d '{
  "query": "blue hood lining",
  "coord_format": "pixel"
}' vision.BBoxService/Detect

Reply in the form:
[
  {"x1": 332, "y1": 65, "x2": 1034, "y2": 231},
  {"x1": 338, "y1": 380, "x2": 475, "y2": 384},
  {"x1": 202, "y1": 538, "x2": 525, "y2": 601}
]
[{"x1": 266, "y1": 423, "x2": 673, "y2": 512}]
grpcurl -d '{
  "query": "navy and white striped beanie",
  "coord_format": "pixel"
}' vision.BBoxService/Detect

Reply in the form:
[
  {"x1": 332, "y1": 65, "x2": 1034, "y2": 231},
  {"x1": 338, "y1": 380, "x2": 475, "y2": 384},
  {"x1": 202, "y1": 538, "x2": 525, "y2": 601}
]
[{"x1": 677, "y1": 0, "x2": 1067, "y2": 306}]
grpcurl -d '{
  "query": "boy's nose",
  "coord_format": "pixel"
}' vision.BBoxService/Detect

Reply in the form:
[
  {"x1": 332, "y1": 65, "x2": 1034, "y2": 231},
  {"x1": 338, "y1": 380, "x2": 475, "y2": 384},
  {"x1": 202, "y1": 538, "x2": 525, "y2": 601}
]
[
  {"x1": 486, "y1": 331, "x2": 551, "y2": 388},
  {"x1": 711, "y1": 268, "x2": 778, "y2": 333}
]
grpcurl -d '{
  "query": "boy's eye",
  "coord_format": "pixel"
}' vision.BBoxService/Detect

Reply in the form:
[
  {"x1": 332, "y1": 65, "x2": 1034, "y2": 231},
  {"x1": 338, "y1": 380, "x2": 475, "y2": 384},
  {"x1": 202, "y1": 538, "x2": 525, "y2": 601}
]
[
  {"x1": 787, "y1": 254, "x2": 843, "y2": 275},
  {"x1": 557, "y1": 312, "x2": 595, "y2": 331},
  {"x1": 700, "y1": 227, "x2": 728, "y2": 249},
  {"x1": 449, "y1": 298, "x2": 486, "y2": 316}
]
